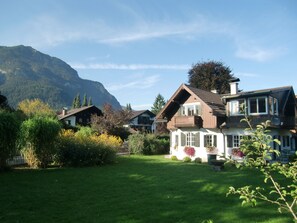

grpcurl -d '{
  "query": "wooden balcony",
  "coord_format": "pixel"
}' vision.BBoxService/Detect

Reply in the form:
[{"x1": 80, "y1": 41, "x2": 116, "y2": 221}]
[{"x1": 173, "y1": 115, "x2": 203, "y2": 128}]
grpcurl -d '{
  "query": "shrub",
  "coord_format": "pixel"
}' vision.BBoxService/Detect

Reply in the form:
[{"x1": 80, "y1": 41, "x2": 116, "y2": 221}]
[
  {"x1": 171, "y1": 155, "x2": 178, "y2": 161},
  {"x1": 194, "y1": 157, "x2": 202, "y2": 163},
  {"x1": 128, "y1": 133, "x2": 169, "y2": 155},
  {"x1": 55, "y1": 130, "x2": 117, "y2": 167},
  {"x1": 20, "y1": 116, "x2": 61, "y2": 168},
  {"x1": 0, "y1": 110, "x2": 21, "y2": 170},
  {"x1": 128, "y1": 133, "x2": 145, "y2": 154},
  {"x1": 183, "y1": 156, "x2": 192, "y2": 163}
]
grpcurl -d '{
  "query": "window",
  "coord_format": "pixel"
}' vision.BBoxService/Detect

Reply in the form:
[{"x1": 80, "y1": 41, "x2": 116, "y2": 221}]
[
  {"x1": 227, "y1": 135, "x2": 243, "y2": 147},
  {"x1": 269, "y1": 97, "x2": 279, "y2": 115},
  {"x1": 181, "y1": 132, "x2": 200, "y2": 147},
  {"x1": 204, "y1": 134, "x2": 217, "y2": 147},
  {"x1": 248, "y1": 97, "x2": 268, "y2": 115},
  {"x1": 282, "y1": 136, "x2": 290, "y2": 147},
  {"x1": 186, "y1": 133, "x2": 195, "y2": 146},
  {"x1": 229, "y1": 99, "x2": 245, "y2": 116},
  {"x1": 180, "y1": 103, "x2": 201, "y2": 116}
]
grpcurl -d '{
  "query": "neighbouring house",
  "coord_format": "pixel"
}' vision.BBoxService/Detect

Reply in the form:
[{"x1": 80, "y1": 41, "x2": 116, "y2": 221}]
[
  {"x1": 128, "y1": 110, "x2": 156, "y2": 132},
  {"x1": 156, "y1": 79, "x2": 297, "y2": 162},
  {"x1": 58, "y1": 105, "x2": 102, "y2": 127}
]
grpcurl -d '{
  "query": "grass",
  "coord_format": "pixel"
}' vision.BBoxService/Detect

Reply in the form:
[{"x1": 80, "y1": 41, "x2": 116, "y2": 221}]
[{"x1": 0, "y1": 155, "x2": 293, "y2": 223}]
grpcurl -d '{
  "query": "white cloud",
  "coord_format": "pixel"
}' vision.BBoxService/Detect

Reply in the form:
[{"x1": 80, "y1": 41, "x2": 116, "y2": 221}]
[
  {"x1": 107, "y1": 75, "x2": 160, "y2": 91},
  {"x1": 236, "y1": 72, "x2": 259, "y2": 77},
  {"x1": 235, "y1": 46, "x2": 286, "y2": 62},
  {"x1": 71, "y1": 63, "x2": 189, "y2": 70}
]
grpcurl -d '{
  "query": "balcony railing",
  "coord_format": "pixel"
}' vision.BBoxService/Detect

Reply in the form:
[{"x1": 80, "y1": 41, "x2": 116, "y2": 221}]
[{"x1": 173, "y1": 115, "x2": 202, "y2": 128}]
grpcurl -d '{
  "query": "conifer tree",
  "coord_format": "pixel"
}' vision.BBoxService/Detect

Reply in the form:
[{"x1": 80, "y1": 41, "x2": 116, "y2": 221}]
[
  {"x1": 88, "y1": 97, "x2": 93, "y2": 106},
  {"x1": 82, "y1": 93, "x2": 87, "y2": 107}
]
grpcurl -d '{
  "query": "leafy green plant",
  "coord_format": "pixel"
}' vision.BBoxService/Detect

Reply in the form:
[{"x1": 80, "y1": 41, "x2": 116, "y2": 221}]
[
  {"x1": 171, "y1": 155, "x2": 178, "y2": 161},
  {"x1": 20, "y1": 116, "x2": 61, "y2": 168},
  {"x1": 194, "y1": 157, "x2": 202, "y2": 164},
  {"x1": 183, "y1": 156, "x2": 192, "y2": 163},
  {"x1": 128, "y1": 133, "x2": 169, "y2": 155},
  {"x1": 55, "y1": 129, "x2": 116, "y2": 167},
  {"x1": 0, "y1": 110, "x2": 21, "y2": 170},
  {"x1": 227, "y1": 118, "x2": 297, "y2": 221}
]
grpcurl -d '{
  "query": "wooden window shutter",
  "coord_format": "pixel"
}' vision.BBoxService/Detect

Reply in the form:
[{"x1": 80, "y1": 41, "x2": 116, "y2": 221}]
[
  {"x1": 213, "y1": 135, "x2": 217, "y2": 147},
  {"x1": 194, "y1": 132, "x2": 200, "y2": 147},
  {"x1": 181, "y1": 132, "x2": 186, "y2": 146},
  {"x1": 227, "y1": 135, "x2": 233, "y2": 147}
]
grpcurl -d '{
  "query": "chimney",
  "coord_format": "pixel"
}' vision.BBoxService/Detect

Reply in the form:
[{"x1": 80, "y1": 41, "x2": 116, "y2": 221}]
[
  {"x1": 211, "y1": 89, "x2": 218, "y2": 94},
  {"x1": 62, "y1": 107, "x2": 67, "y2": 116},
  {"x1": 229, "y1": 78, "x2": 240, "y2": 95}
]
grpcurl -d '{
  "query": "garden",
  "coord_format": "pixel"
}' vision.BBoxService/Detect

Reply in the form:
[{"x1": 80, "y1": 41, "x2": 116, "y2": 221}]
[{"x1": 0, "y1": 155, "x2": 293, "y2": 223}]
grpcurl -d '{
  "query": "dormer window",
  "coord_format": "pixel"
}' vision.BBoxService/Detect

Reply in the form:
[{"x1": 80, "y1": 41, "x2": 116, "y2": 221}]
[
  {"x1": 229, "y1": 99, "x2": 245, "y2": 116},
  {"x1": 248, "y1": 96, "x2": 268, "y2": 115},
  {"x1": 269, "y1": 97, "x2": 279, "y2": 116}
]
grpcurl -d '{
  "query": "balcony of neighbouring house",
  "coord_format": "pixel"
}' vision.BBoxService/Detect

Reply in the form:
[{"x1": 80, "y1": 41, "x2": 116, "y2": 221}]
[{"x1": 173, "y1": 115, "x2": 203, "y2": 128}]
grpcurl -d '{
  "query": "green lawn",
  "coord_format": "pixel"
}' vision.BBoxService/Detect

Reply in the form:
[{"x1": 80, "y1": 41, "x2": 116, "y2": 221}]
[{"x1": 0, "y1": 155, "x2": 292, "y2": 223}]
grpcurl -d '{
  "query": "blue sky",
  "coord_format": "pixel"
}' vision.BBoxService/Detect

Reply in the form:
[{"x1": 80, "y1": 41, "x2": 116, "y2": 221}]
[{"x1": 1, "y1": 0, "x2": 296, "y2": 109}]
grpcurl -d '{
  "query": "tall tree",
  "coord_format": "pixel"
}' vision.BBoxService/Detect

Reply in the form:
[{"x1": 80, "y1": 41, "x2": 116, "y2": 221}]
[
  {"x1": 151, "y1": 94, "x2": 166, "y2": 115},
  {"x1": 72, "y1": 93, "x2": 81, "y2": 109},
  {"x1": 88, "y1": 97, "x2": 93, "y2": 106},
  {"x1": 82, "y1": 93, "x2": 88, "y2": 107},
  {"x1": 126, "y1": 103, "x2": 132, "y2": 111},
  {"x1": 188, "y1": 61, "x2": 234, "y2": 94}
]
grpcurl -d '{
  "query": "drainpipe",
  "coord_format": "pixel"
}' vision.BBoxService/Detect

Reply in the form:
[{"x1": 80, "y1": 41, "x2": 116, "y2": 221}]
[{"x1": 219, "y1": 122, "x2": 227, "y2": 158}]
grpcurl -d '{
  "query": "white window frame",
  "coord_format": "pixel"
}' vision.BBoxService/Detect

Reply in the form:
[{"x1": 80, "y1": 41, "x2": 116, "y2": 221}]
[
  {"x1": 204, "y1": 134, "x2": 217, "y2": 147},
  {"x1": 186, "y1": 132, "x2": 195, "y2": 146},
  {"x1": 229, "y1": 99, "x2": 245, "y2": 116},
  {"x1": 269, "y1": 97, "x2": 279, "y2": 116},
  {"x1": 248, "y1": 96, "x2": 268, "y2": 115},
  {"x1": 181, "y1": 103, "x2": 201, "y2": 116},
  {"x1": 233, "y1": 135, "x2": 243, "y2": 148}
]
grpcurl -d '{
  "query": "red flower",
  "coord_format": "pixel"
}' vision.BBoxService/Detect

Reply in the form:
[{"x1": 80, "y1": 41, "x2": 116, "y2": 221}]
[{"x1": 184, "y1": 147, "x2": 195, "y2": 157}]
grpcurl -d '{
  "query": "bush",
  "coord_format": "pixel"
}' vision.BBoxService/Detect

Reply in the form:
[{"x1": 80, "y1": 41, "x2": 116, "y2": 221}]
[
  {"x1": 128, "y1": 133, "x2": 169, "y2": 155},
  {"x1": 183, "y1": 156, "x2": 192, "y2": 163},
  {"x1": 20, "y1": 116, "x2": 61, "y2": 168},
  {"x1": 194, "y1": 157, "x2": 202, "y2": 163},
  {"x1": 171, "y1": 155, "x2": 178, "y2": 161},
  {"x1": 0, "y1": 110, "x2": 21, "y2": 170},
  {"x1": 128, "y1": 133, "x2": 145, "y2": 154},
  {"x1": 55, "y1": 130, "x2": 117, "y2": 167}
]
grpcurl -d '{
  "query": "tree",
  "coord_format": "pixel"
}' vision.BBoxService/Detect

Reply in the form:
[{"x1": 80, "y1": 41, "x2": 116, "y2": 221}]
[
  {"x1": 88, "y1": 97, "x2": 93, "y2": 106},
  {"x1": 188, "y1": 61, "x2": 234, "y2": 94},
  {"x1": 72, "y1": 93, "x2": 81, "y2": 109},
  {"x1": 20, "y1": 116, "x2": 61, "y2": 168},
  {"x1": 91, "y1": 104, "x2": 131, "y2": 140},
  {"x1": 18, "y1": 99, "x2": 56, "y2": 118},
  {"x1": 126, "y1": 103, "x2": 132, "y2": 111},
  {"x1": 0, "y1": 110, "x2": 21, "y2": 170},
  {"x1": 227, "y1": 117, "x2": 297, "y2": 221},
  {"x1": 151, "y1": 93, "x2": 166, "y2": 115},
  {"x1": 82, "y1": 93, "x2": 88, "y2": 107}
]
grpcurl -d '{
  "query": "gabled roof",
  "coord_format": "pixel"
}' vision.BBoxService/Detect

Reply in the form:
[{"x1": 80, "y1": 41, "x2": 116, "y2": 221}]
[
  {"x1": 157, "y1": 84, "x2": 225, "y2": 120},
  {"x1": 130, "y1": 110, "x2": 155, "y2": 120},
  {"x1": 58, "y1": 105, "x2": 101, "y2": 120}
]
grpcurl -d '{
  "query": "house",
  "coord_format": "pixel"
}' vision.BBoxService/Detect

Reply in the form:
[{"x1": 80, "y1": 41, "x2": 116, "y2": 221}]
[
  {"x1": 58, "y1": 105, "x2": 102, "y2": 127},
  {"x1": 156, "y1": 80, "x2": 297, "y2": 162},
  {"x1": 128, "y1": 110, "x2": 156, "y2": 132}
]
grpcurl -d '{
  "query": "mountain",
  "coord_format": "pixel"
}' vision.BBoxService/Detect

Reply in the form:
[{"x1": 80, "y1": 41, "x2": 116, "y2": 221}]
[{"x1": 0, "y1": 45, "x2": 121, "y2": 109}]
